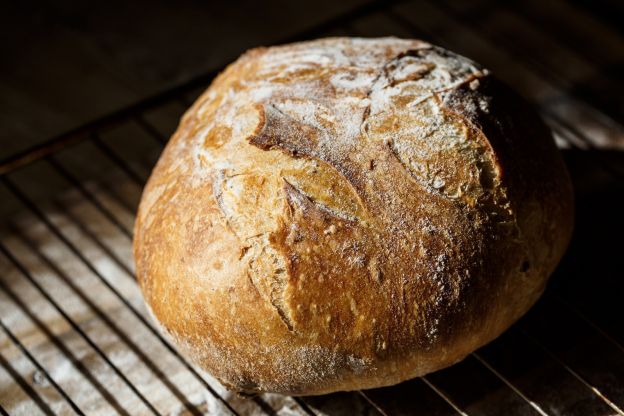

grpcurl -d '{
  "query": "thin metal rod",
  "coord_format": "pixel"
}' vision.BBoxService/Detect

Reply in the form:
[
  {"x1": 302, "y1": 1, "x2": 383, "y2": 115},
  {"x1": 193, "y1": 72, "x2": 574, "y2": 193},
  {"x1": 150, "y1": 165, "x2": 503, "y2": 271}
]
[
  {"x1": 519, "y1": 328, "x2": 624, "y2": 416},
  {"x1": 93, "y1": 179, "x2": 138, "y2": 216},
  {"x1": 421, "y1": 376, "x2": 469, "y2": 416},
  {"x1": 357, "y1": 379, "x2": 467, "y2": 416},
  {"x1": 0, "y1": 278, "x2": 130, "y2": 416},
  {"x1": 552, "y1": 294, "x2": 624, "y2": 354},
  {"x1": 0, "y1": 319, "x2": 84, "y2": 415},
  {"x1": 8, "y1": 227, "x2": 204, "y2": 416},
  {"x1": 0, "y1": 337, "x2": 56, "y2": 416},
  {"x1": 46, "y1": 157, "x2": 133, "y2": 238},
  {"x1": 0, "y1": 176, "x2": 241, "y2": 415},
  {"x1": 134, "y1": 116, "x2": 168, "y2": 145},
  {"x1": 472, "y1": 353, "x2": 549, "y2": 416},
  {"x1": 51, "y1": 199, "x2": 135, "y2": 279},
  {"x1": 357, "y1": 391, "x2": 390, "y2": 416},
  {"x1": 0, "y1": 243, "x2": 162, "y2": 416},
  {"x1": 542, "y1": 111, "x2": 624, "y2": 179},
  {"x1": 502, "y1": 1, "x2": 624, "y2": 75},
  {"x1": 91, "y1": 134, "x2": 147, "y2": 185},
  {"x1": 291, "y1": 398, "x2": 317, "y2": 416}
]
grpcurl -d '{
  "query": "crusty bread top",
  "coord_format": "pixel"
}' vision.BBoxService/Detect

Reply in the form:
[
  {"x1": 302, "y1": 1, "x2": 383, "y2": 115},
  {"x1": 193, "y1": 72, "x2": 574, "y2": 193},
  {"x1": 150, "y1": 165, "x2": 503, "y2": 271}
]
[{"x1": 134, "y1": 37, "x2": 573, "y2": 395}]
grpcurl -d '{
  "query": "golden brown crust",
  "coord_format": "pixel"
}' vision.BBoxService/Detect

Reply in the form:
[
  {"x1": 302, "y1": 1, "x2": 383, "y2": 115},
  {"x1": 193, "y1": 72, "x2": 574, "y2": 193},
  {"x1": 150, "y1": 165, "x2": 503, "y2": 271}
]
[{"x1": 133, "y1": 37, "x2": 573, "y2": 395}]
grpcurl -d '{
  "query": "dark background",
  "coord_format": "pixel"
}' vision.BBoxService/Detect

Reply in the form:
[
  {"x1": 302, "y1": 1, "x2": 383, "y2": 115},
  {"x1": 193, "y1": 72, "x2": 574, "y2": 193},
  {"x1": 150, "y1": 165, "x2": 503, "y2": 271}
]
[
  {"x1": 2, "y1": 0, "x2": 624, "y2": 160},
  {"x1": 0, "y1": 0, "x2": 367, "y2": 159}
]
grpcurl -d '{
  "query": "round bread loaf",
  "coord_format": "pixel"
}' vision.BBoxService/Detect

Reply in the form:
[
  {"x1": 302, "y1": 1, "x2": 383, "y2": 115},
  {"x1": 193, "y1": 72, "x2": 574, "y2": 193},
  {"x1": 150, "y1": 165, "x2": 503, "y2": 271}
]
[{"x1": 134, "y1": 37, "x2": 573, "y2": 395}]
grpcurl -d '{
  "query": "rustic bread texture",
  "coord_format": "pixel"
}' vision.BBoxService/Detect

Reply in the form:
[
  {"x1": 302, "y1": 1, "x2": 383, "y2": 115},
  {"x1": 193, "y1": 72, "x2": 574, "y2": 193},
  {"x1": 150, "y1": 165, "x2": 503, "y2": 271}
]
[{"x1": 133, "y1": 37, "x2": 573, "y2": 395}]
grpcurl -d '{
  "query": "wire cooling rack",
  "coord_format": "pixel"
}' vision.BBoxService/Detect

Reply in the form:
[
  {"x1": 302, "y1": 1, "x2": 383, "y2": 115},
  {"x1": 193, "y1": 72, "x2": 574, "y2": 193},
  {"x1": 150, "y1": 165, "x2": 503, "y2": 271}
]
[{"x1": 1, "y1": 0, "x2": 623, "y2": 414}]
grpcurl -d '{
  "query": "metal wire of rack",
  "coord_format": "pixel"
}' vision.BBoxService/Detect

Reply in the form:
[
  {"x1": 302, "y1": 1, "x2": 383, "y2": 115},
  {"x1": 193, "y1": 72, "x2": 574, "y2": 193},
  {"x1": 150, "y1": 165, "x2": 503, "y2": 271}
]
[{"x1": 1, "y1": 0, "x2": 623, "y2": 414}]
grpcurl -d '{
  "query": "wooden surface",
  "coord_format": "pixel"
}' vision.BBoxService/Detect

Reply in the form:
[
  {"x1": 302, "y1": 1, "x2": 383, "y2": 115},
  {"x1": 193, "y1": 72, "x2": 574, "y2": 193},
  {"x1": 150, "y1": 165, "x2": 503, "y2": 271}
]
[{"x1": 1, "y1": 0, "x2": 623, "y2": 414}]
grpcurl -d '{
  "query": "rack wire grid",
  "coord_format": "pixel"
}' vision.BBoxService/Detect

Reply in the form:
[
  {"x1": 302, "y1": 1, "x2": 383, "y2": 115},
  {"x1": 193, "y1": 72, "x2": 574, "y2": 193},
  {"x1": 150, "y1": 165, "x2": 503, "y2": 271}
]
[{"x1": 1, "y1": 0, "x2": 623, "y2": 415}]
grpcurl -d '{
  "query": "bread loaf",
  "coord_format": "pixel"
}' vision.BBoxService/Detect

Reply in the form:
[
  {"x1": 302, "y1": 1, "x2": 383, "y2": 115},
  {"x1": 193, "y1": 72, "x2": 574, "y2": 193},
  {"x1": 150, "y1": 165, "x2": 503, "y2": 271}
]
[{"x1": 133, "y1": 37, "x2": 573, "y2": 395}]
